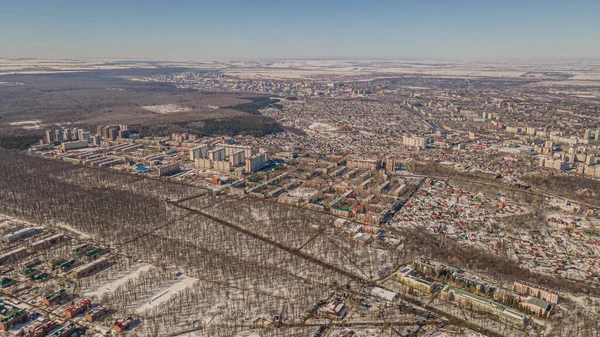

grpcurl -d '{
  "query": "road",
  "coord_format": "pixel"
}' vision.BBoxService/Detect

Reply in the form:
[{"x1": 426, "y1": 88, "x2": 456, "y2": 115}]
[{"x1": 165, "y1": 196, "x2": 507, "y2": 337}]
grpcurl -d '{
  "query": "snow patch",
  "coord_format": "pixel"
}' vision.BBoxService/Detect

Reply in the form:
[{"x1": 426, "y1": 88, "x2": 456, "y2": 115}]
[
  {"x1": 142, "y1": 104, "x2": 192, "y2": 114},
  {"x1": 135, "y1": 275, "x2": 198, "y2": 313},
  {"x1": 84, "y1": 263, "x2": 154, "y2": 298}
]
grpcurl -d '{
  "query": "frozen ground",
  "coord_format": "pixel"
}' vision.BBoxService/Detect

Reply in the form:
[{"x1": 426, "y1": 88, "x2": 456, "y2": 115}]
[
  {"x1": 52, "y1": 221, "x2": 91, "y2": 239},
  {"x1": 85, "y1": 263, "x2": 154, "y2": 298},
  {"x1": 308, "y1": 122, "x2": 337, "y2": 132},
  {"x1": 9, "y1": 119, "x2": 45, "y2": 130},
  {"x1": 135, "y1": 274, "x2": 198, "y2": 313},
  {"x1": 287, "y1": 187, "x2": 318, "y2": 199},
  {"x1": 142, "y1": 104, "x2": 192, "y2": 114}
]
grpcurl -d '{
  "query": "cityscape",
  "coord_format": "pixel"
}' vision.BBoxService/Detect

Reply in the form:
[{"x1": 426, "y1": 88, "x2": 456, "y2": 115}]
[{"x1": 1, "y1": 1, "x2": 600, "y2": 337}]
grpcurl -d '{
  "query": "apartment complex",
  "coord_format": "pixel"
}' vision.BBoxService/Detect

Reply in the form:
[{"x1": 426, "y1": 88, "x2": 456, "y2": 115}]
[
  {"x1": 513, "y1": 280, "x2": 559, "y2": 304},
  {"x1": 395, "y1": 267, "x2": 434, "y2": 293}
]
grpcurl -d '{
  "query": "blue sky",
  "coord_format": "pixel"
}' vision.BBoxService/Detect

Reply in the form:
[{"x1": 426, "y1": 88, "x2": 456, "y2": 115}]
[{"x1": 1, "y1": 0, "x2": 598, "y2": 60}]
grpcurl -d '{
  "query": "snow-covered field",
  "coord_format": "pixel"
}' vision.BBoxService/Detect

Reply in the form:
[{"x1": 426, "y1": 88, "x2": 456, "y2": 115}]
[
  {"x1": 308, "y1": 122, "x2": 337, "y2": 132},
  {"x1": 135, "y1": 275, "x2": 198, "y2": 313},
  {"x1": 9, "y1": 119, "x2": 44, "y2": 130},
  {"x1": 52, "y1": 221, "x2": 92, "y2": 239},
  {"x1": 142, "y1": 104, "x2": 192, "y2": 114},
  {"x1": 85, "y1": 263, "x2": 154, "y2": 298}
]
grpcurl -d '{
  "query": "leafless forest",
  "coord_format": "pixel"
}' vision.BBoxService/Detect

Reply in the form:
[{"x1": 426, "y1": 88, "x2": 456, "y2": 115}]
[{"x1": 0, "y1": 150, "x2": 406, "y2": 335}]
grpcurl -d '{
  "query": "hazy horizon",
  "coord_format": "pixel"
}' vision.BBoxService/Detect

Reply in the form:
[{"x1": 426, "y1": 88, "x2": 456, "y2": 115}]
[{"x1": 1, "y1": 0, "x2": 599, "y2": 60}]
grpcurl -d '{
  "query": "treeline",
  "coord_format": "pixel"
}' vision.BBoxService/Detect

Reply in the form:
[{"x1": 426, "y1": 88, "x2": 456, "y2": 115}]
[
  {"x1": 0, "y1": 134, "x2": 42, "y2": 150},
  {"x1": 225, "y1": 96, "x2": 281, "y2": 115},
  {"x1": 522, "y1": 174, "x2": 600, "y2": 207},
  {"x1": 406, "y1": 161, "x2": 499, "y2": 182},
  {"x1": 198, "y1": 116, "x2": 283, "y2": 137},
  {"x1": 129, "y1": 114, "x2": 283, "y2": 138}
]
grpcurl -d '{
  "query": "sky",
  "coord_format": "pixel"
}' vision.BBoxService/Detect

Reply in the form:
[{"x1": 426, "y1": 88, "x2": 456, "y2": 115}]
[{"x1": 1, "y1": 0, "x2": 599, "y2": 60}]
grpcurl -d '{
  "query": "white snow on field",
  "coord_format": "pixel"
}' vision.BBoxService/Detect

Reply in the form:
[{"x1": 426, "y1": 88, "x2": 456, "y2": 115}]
[
  {"x1": 0, "y1": 81, "x2": 26, "y2": 86},
  {"x1": 135, "y1": 275, "x2": 198, "y2": 313},
  {"x1": 52, "y1": 221, "x2": 91, "y2": 239},
  {"x1": 287, "y1": 187, "x2": 318, "y2": 199},
  {"x1": 308, "y1": 122, "x2": 337, "y2": 132},
  {"x1": 233, "y1": 332, "x2": 262, "y2": 337},
  {"x1": 9, "y1": 119, "x2": 44, "y2": 130},
  {"x1": 142, "y1": 104, "x2": 191, "y2": 114},
  {"x1": 85, "y1": 263, "x2": 154, "y2": 298}
]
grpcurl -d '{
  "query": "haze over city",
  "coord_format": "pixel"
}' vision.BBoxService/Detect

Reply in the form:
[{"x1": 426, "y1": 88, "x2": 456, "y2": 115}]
[{"x1": 1, "y1": 0, "x2": 600, "y2": 60}]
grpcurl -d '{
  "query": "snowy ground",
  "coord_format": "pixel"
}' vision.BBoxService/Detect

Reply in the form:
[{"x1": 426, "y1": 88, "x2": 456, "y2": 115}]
[
  {"x1": 9, "y1": 119, "x2": 45, "y2": 130},
  {"x1": 85, "y1": 263, "x2": 154, "y2": 298},
  {"x1": 308, "y1": 122, "x2": 337, "y2": 132},
  {"x1": 135, "y1": 275, "x2": 198, "y2": 313},
  {"x1": 142, "y1": 104, "x2": 192, "y2": 114},
  {"x1": 52, "y1": 221, "x2": 91, "y2": 239},
  {"x1": 287, "y1": 187, "x2": 318, "y2": 199}
]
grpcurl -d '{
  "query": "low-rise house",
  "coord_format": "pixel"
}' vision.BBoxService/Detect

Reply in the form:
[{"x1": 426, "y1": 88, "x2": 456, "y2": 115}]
[
  {"x1": 114, "y1": 316, "x2": 134, "y2": 332},
  {"x1": 43, "y1": 289, "x2": 67, "y2": 306},
  {"x1": 65, "y1": 298, "x2": 91, "y2": 318},
  {"x1": 0, "y1": 302, "x2": 28, "y2": 331},
  {"x1": 85, "y1": 305, "x2": 106, "y2": 322},
  {"x1": 370, "y1": 287, "x2": 398, "y2": 302}
]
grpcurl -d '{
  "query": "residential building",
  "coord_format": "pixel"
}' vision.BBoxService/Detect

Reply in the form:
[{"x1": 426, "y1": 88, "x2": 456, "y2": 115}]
[
  {"x1": 513, "y1": 280, "x2": 559, "y2": 304},
  {"x1": 395, "y1": 267, "x2": 434, "y2": 293},
  {"x1": 245, "y1": 152, "x2": 269, "y2": 172},
  {"x1": 42, "y1": 289, "x2": 67, "y2": 306},
  {"x1": 85, "y1": 306, "x2": 106, "y2": 322}
]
